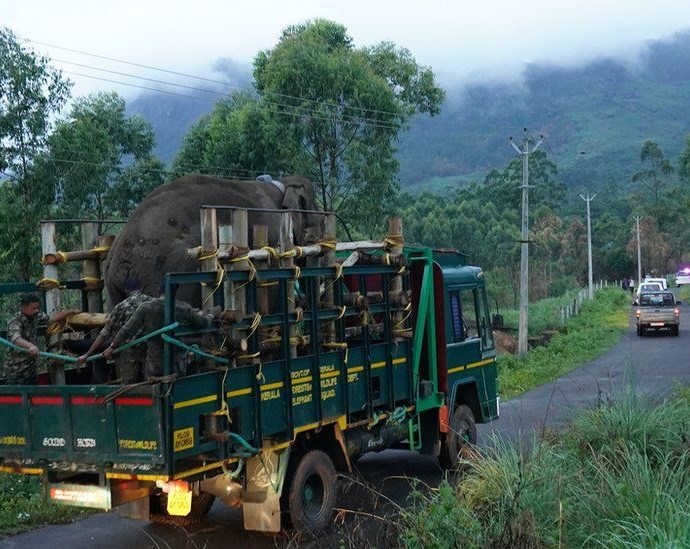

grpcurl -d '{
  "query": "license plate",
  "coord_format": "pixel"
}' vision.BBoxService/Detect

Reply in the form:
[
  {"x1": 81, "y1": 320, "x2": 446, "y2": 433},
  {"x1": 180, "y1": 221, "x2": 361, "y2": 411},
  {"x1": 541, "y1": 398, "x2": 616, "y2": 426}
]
[
  {"x1": 650, "y1": 322, "x2": 665, "y2": 327},
  {"x1": 167, "y1": 490, "x2": 192, "y2": 516}
]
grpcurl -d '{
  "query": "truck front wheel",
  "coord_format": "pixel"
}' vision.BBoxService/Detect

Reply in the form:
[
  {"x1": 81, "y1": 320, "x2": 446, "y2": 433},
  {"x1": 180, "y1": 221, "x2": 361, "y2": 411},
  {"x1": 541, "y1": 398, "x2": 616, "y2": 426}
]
[
  {"x1": 281, "y1": 449, "x2": 337, "y2": 533},
  {"x1": 438, "y1": 404, "x2": 477, "y2": 470}
]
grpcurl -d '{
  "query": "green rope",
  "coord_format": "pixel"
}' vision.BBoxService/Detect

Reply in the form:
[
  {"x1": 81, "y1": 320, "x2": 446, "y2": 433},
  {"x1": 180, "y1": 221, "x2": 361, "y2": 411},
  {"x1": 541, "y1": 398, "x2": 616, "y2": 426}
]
[
  {"x1": 161, "y1": 333, "x2": 229, "y2": 364},
  {"x1": 0, "y1": 322, "x2": 180, "y2": 364},
  {"x1": 389, "y1": 406, "x2": 407, "y2": 424}
]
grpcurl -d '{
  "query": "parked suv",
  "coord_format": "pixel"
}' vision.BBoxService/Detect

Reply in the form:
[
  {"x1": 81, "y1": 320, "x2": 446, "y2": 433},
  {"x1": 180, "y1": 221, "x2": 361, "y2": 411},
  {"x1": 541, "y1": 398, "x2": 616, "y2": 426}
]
[
  {"x1": 676, "y1": 269, "x2": 690, "y2": 287},
  {"x1": 644, "y1": 276, "x2": 668, "y2": 290},
  {"x1": 634, "y1": 282, "x2": 664, "y2": 305}
]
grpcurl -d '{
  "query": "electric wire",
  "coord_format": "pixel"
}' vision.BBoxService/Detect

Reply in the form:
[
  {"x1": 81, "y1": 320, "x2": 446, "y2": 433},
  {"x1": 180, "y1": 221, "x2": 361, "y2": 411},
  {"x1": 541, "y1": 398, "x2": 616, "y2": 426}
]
[{"x1": 23, "y1": 36, "x2": 407, "y2": 121}]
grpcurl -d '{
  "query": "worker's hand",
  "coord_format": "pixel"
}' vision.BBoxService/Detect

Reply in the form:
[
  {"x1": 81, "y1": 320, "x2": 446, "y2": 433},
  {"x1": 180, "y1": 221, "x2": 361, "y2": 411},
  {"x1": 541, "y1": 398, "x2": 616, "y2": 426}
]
[
  {"x1": 27, "y1": 344, "x2": 39, "y2": 357},
  {"x1": 102, "y1": 346, "x2": 114, "y2": 361},
  {"x1": 77, "y1": 354, "x2": 89, "y2": 365}
]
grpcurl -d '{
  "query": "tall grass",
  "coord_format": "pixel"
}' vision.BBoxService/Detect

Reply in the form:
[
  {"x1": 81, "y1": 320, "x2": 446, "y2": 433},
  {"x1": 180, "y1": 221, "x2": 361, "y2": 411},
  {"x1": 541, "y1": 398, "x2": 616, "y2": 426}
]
[
  {"x1": 501, "y1": 288, "x2": 585, "y2": 336},
  {"x1": 402, "y1": 387, "x2": 690, "y2": 548},
  {"x1": 499, "y1": 288, "x2": 630, "y2": 399}
]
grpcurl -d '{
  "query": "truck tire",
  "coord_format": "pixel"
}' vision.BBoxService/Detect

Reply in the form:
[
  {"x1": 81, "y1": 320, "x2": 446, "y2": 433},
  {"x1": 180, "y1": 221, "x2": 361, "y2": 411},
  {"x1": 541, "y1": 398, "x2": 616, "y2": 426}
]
[
  {"x1": 637, "y1": 326, "x2": 643, "y2": 336},
  {"x1": 150, "y1": 491, "x2": 215, "y2": 526},
  {"x1": 281, "y1": 450, "x2": 337, "y2": 533},
  {"x1": 438, "y1": 405, "x2": 477, "y2": 470},
  {"x1": 672, "y1": 325, "x2": 679, "y2": 336}
]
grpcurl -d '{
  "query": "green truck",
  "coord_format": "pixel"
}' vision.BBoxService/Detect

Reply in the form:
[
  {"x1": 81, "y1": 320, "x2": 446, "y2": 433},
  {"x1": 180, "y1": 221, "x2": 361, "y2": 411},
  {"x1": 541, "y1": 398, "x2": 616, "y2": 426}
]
[{"x1": 0, "y1": 213, "x2": 498, "y2": 534}]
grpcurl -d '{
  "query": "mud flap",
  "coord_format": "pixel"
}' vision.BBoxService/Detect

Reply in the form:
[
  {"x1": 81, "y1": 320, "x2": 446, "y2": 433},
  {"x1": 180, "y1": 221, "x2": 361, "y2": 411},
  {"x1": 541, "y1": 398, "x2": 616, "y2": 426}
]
[{"x1": 242, "y1": 448, "x2": 290, "y2": 532}]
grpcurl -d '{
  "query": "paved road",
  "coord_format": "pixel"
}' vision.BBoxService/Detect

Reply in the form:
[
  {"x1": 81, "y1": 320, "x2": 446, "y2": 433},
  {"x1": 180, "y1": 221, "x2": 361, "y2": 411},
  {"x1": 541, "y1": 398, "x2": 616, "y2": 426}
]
[{"x1": 3, "y1": 302, "x2": 689, "y2": 548}]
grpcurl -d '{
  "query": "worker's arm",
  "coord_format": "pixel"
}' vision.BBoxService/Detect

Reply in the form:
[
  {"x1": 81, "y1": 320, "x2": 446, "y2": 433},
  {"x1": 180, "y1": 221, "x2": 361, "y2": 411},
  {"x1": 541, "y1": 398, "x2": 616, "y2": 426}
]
[
  {"x1": 105, "y1": 306, "x2": 146, "y2": 360},
  {"x1": 77, "y1": 334, "x2": 106, "y2": 363},
  {"x1": 49, "y1": 309, "x2": 80, "y2": 323},
  {"x1": 7, "y1": 317, "x2": 39, "y2": 356}
]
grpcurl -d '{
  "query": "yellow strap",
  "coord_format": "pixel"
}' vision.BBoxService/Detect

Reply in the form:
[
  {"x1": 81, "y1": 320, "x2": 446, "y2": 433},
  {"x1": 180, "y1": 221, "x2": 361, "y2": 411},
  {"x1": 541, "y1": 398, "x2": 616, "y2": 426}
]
[
  {"x1": 384, "y1": 234, "x2": 404, "y2": 249},
  {"x1": 90, "y1": 246, "x2": 110, "y2": 254},
  {"x1": 198, "y1": 248, "x2": 219, "y2": 261},
  {"x1": 318, "y1": 240, "x2": 338, "y2": 253},
  {"x1": 261, "y1": 246, "x2": 279, "y2": 261},
  {"x1": 36, "y1": 277, "x2": 62, "y2": 290},
  {"x1": 237, "y1": 351, "x2": 260, "y2": 360},
  {"x1": 291, "y1": 265, "x2": 302, "y2": 279},
  {"x1": 293, "y1": 307, "x2": 304, "y2": 325},
  {"x1": 336, "y1": 306, "x2": 346, "y2": 319}
]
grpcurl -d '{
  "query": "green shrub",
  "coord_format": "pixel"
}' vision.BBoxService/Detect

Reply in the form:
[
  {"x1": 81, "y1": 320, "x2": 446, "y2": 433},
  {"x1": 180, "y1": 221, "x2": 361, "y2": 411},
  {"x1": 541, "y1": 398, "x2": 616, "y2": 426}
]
[
  {"x1": 0, "y1": 475, "x2": 87, "y2": 536},
  {"x1": 401, "y1": 387, "x2": 690, "y2": 548}
]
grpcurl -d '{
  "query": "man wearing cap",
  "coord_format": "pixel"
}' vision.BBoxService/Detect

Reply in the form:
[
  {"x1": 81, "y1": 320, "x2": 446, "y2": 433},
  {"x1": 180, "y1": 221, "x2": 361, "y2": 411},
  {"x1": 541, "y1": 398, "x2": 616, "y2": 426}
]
[
  {"x1": 78, "y1": 278, "x2": 152, "y2": 383},
  {"x1": 4, "y1": 294, "x2": 79, "y2": 385}
]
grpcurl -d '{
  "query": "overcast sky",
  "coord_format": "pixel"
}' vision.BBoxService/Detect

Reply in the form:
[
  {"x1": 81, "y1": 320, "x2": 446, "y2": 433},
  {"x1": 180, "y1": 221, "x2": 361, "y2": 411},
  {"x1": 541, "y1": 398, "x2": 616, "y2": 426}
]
[{"x1": 4, "y1": 0, "x2": 690, "y2": 98}]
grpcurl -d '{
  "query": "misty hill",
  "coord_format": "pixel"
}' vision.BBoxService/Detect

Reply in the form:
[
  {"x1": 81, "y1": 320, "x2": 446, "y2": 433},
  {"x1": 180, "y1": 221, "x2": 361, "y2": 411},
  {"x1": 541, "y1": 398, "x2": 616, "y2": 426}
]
[
  {"x1": 128, "y1": 31, "x2": 690, "y2": 190},
  {"x1": 398, "y1": 30, "x2": 690, "y2": 189}
]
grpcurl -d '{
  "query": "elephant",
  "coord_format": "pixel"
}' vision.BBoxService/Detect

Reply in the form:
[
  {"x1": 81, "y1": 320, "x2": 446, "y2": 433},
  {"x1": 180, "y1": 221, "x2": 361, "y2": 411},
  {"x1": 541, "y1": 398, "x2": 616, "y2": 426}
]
[{"x1": 103, "y1": 174, "x2": 319, "y2": 307}]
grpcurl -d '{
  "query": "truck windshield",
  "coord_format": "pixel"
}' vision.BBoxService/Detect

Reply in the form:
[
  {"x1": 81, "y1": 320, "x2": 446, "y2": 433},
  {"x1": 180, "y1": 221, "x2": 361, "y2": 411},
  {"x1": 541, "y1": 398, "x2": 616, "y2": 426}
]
[{"x1": 639, "y1": 293, "x2": 675, "y2": 306}]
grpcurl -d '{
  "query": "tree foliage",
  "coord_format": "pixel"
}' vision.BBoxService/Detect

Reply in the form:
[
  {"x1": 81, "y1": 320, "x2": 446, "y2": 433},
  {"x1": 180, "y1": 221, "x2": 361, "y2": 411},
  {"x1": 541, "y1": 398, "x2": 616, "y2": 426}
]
[
  {"x1": 43, "y1": 92, "x2": 165, "y2": 218},
  {"x1": 0, "y1": 27, "x2": 71, "y2": 279},
  {"x1": 175, "y1": 19, "x2": 444, "y2": 236}
]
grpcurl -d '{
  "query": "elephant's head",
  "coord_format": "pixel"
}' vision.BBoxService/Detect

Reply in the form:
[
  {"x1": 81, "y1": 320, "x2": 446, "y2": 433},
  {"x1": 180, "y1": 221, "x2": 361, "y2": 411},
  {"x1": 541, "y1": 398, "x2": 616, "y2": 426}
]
[{"x1": 280, "y1": 176, "x2": 321, "y2": 244}]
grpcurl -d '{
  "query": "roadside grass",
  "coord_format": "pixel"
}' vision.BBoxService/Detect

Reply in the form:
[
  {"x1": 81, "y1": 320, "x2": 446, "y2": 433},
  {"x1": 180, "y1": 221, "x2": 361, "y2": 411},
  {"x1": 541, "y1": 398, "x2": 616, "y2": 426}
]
[
  {"x1": 0, "y1": 474, "x2": 89, "y2": 536},
  {"x1": 401, "y1": 386, "x2": 690, "y2": 548},
  {"x1": 678, "y1": 286, "x2": 690, "y2": 303},
  {"x1": 501, "y1": 288, "x2": 586, "y2": 336},
  {"x1": 498, "y1": 287, "x2": 630, "y2": 399}
]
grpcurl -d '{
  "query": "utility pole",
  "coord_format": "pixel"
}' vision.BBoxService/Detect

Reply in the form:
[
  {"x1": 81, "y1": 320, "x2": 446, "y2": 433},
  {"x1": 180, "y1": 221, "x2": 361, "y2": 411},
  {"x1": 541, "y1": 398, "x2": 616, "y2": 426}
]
[
  {"x1": 633, "y1": 215, "x2": 642, "y2": 286},
  {"x1": 510, "y1": 130, "x2": 542, "y2": 357},
  {"x1": 579, "y1": 193, "x2": 596, "y2": 299}
]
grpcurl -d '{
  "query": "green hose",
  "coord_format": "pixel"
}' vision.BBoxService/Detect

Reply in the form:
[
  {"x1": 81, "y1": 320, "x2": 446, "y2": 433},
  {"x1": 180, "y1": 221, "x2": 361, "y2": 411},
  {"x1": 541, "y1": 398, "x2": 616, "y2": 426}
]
[
  {"x1": 161, "y1": 333, "x2": 229, "y2": 364},
  {"x1": 0, "y1": 322, "x2": 180, "y2": 364},
  {"x1": 227, "y1": 431, "x2": 259, "y2": 454}
]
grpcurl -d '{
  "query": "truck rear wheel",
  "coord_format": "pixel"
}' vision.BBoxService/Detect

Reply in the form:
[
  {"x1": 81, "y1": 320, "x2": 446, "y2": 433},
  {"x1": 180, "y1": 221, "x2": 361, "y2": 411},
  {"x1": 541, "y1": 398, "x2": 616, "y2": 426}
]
[
  {"x1": 438, "y1": 404, "x2": 477, "y2": 470},
  {"x1": 672, "y1": 325, "x2": 679, "y2": 336},
  {"x1": 150, "y1": 491, "x2": 215, "y2": 526},
  {"x1": 281, "y1": 449, "x2": 337, "y2": 533}
]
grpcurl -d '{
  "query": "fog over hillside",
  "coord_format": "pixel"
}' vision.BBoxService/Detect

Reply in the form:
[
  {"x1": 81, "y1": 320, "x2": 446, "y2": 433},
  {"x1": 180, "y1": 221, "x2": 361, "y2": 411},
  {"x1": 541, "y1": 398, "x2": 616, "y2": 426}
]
[{"x1": 127, "y1": 30, "x2": 690, "y2": 190}]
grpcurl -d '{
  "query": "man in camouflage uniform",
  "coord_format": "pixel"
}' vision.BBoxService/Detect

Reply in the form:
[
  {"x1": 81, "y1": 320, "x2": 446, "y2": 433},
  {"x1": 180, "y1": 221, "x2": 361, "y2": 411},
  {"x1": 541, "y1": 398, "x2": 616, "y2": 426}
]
[
  {"x1": 4, "y1": 294, "x2": 79, "y2": 385},
  {"x1": 78, "y1": 278, "x2": 152, "y2": 383},
  {"x1": 108, "y1": 289, "x2": 217, "y2": 379}
]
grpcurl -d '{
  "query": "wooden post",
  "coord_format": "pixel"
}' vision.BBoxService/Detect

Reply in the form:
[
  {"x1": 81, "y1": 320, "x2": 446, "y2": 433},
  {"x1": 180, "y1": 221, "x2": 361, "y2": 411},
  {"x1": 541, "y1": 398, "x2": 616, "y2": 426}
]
[
  {"x1": 41, "y1": 222, "x2": 60, "y2": 314},
  {"x1": 200, "y1": 208, "x2": 218, "y2": 312},
  {"x1": 322, "y1": 214, "x2": 336, "y2": 344},
  {"x1": 279, "y1": 213, "x2": 297, "y2": 359},
  {"x1": 81, "y1": 222, "x2": 102, "y2": 313},
  {"x1": 98, "y1": 235, "x2": 115, "y2": 312},
  {"x1": 388, "y1": 217, "x2": 404, "y2": 332},
  {"x1": 232, "y1": 210, "x2": 249, "y2": 362},
  {"x1": 219, "y1": 225, "x2": 234, "y2": 311},
  {"x1": 253, "y1": 225, "x2": 270, "y2": 316},
  {"x1": 41, "y1": 222, "x2": 64, "y2": 385}
]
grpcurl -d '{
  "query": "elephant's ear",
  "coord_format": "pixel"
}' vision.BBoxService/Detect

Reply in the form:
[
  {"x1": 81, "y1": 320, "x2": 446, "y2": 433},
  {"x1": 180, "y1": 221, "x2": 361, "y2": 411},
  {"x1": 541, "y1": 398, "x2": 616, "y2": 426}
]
[{"x1": 282, "y1": 181, "x2": 311, "y2": 211}]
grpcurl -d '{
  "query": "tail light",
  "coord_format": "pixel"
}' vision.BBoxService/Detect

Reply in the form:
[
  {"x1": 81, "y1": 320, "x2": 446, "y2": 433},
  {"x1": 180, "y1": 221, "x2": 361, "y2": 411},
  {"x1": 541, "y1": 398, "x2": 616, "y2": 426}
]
[
  {"x1": 675, "y1": 308, "x2": 680, "y2": 315},
  {"x1": 636, "y1": 310, "x2": 641, "y2": 317}
]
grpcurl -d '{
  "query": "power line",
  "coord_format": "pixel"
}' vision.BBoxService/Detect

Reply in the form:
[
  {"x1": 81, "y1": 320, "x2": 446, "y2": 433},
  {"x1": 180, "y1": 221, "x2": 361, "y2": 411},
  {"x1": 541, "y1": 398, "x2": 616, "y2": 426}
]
[
  {"x1": 22, "y1": 36, "x2": 405, "y2": 121},
  {"x1": 60, "y1": 69, "x2": 403, "y2": 132}
]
